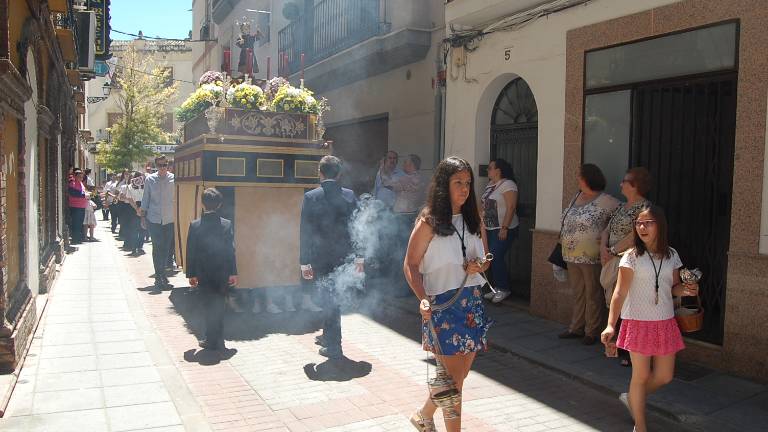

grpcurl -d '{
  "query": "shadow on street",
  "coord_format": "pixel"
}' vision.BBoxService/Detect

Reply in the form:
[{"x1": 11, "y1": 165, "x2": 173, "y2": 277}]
[
  {"x1": 183, "y1": 348, "x2": 238, "y2": 366},
  {"x1": 303, "y1": 358, "x2": 373, "y2": 382}
]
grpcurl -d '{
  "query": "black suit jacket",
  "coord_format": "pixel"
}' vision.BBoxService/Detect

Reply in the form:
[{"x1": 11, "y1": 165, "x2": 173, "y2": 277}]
[
  {"x1": 299, "y1": 180, "x2": 357, "y2": 276},
  {"x1": 186, "y1": 212, "x2": 237, "y2": 286}
]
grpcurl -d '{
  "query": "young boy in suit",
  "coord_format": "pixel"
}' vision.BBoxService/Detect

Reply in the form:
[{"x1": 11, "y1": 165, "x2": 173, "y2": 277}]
[{"x1": 186, "y1": 188, "x2": 238, "y2": 351}]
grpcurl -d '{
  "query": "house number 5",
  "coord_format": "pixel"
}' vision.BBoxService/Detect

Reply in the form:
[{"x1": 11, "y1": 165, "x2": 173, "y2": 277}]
[{"x1": 504, "y1": 48, "x2": 512, "y2": 61}]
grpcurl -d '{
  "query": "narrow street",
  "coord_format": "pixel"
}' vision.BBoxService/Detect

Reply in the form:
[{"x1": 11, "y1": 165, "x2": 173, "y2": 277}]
[{"x1": 0, "y1": 220, "x2": 691, "y2": 432}]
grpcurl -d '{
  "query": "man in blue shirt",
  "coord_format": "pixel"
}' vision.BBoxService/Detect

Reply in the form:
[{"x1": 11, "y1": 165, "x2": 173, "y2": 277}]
[{"x1": 141, "y1": 156, "x2": 175, "y2": 291}]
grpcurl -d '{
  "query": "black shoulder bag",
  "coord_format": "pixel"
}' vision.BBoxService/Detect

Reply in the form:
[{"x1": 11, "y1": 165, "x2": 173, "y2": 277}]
[{"x1": 548, "y1": 192, "x2": 580, "y2": 269}]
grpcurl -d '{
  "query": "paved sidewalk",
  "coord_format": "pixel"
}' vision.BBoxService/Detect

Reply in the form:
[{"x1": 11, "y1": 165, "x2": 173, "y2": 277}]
[
  {"x1": 0, "y1": 219, "x2": 706, "y2": 431},
  {"x1": 383, "y1": 295, "x2": 768, "y2": 432},
  {"x1": 0, "y1": 224, "x2": 209, "y2": 431}
]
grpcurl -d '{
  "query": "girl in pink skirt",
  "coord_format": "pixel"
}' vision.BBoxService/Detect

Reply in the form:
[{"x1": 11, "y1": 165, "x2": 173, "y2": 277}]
[{"x1": 601, "y1": 205, "x2": 699, "y2": 432}]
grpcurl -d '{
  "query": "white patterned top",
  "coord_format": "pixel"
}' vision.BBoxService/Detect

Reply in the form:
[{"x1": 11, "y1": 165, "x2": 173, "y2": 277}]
[
  {"x1": 619, "y1": 247, "x2": 683, "y2": 321},
  {"x1": 561, "y1": 193, "x2": 620, "y2": 264}
]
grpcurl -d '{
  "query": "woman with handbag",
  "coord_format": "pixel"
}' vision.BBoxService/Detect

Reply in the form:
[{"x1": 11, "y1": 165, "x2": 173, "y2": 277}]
[
  {"x1": 601, "y1": 205, "x2": 698, "y2": 432},
  {"x1": 481, "y1": 158, "x2": 519, "y2": 303},
  {"x1": 600, "y1": 167, "x2": 652, "y2": 366},
  {"x1": 558, "y1": 164, "x2": 619, "y2": 345},
  {"x1": 404, "y1": 157, "x2": 492, "y2": 432}
]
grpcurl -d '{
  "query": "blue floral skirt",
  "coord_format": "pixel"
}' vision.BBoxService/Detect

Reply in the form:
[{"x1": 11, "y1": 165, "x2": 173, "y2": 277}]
[{"x1": 422, "y1": 285, "x2": 493, "y2": 355}]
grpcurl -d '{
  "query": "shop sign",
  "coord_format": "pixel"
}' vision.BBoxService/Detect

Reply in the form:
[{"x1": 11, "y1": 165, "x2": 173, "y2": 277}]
[
  {"x1": 146, "y1": 145, "x2": 177, "y2": 154},
  {"x1": 88, "y1": 0, "x2": 111, "y2": 60},
  {"x1": 94, "y1": 60, "x2": 109, "y2": 76}
]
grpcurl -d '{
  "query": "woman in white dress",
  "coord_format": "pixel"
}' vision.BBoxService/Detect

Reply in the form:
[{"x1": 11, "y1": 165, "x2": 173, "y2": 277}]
[{"x1": 83, "y1": 193, "x2": 98, "y2": 241}]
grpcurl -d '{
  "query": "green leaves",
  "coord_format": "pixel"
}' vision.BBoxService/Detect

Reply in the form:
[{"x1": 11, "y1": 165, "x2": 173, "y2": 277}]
[{"x1": 97, "y1": 45, "x2": 179, "y2": 171}]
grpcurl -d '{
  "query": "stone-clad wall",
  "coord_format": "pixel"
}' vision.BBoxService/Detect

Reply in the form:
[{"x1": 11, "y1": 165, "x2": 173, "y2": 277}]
[{"x1": 536, "y1": 0, "x2": 768, "y2": 380}]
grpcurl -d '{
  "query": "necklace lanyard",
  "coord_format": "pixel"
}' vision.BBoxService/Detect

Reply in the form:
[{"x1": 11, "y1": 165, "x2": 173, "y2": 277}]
[
  {"x1": 648, "y1": 253, "x2": 664, "y2": 305},
  {"x1": 451, "y1": 218, "x2": 466, "y2": 261}
]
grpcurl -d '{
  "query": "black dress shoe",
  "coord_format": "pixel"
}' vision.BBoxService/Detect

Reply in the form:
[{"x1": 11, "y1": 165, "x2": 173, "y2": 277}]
[
  {"x1": 318, "y1": 346, "x2": 343, "y2": 359},
  {"x1": 558, "y1": 330, "x2": 585, "y2": 339}
]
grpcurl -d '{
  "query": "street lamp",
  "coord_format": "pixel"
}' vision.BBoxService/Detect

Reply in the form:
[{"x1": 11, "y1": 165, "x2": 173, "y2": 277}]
[{"x1": 87, "y1": 82, "x2": 111, "y2": 104}]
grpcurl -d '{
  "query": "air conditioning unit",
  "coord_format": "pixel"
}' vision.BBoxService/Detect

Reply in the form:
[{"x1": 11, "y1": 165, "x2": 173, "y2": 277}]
[{"x1": 76, "y1": 10, "x2": 96, "y2": 73}]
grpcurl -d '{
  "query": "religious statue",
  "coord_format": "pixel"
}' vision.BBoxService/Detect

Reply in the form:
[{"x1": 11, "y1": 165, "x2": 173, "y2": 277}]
[{"x1": 235, "y1": 18, "x2": 263, "y2": 76}]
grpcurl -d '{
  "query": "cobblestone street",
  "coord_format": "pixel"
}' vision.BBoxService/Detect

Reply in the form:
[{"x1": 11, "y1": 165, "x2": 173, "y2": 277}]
[{"x1": 0, "y1": 221, "x2": 690, "y2": 431}]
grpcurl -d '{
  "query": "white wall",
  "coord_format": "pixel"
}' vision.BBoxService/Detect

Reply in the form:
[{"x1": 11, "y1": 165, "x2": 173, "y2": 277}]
[
  {"x1": 320, "y1": 30, "x2": 444, "y2": 169},
  {"x1": 88, "y1": 41, "x2": 194, "y2": 156},
  {"x1": 444, "y1": 0, "x2": 680, "y2": 231}
]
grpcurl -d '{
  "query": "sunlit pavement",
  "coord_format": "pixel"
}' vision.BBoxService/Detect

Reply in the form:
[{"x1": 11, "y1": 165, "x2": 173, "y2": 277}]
[{"x1": 0, "y1": 219, "x2": 692, "y2": 431}]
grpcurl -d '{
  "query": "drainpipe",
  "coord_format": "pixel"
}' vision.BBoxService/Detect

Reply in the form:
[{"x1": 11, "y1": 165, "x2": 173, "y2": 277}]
[{"x1": 435, "y1": 40, "x2": 447, "y2": 165}]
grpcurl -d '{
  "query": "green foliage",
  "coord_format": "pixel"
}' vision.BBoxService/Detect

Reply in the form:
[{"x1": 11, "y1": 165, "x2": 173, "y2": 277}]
[
  {"x1": 96, "y1": 45, "x2": 179, "y2": 172},
  {"x1": 96, "y1": 111, "x2": 171, "y2": 170}
]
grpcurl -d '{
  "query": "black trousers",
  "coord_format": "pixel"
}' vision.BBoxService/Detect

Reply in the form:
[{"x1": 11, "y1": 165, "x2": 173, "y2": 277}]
[
  {"x1": 122, "y1": 208, "x2": 139, "y2": 250},
  {"x1": 69, "y1": 207, "x2": 85, "y2": 243},
  {"x1": 102, "y1": 207, "x2": 110, "y2": 220},
  {"x1": 318, "y1": 273, "x2": 341, "y2": 351},
  {"x1": 111, "y1": 203, "x2": 122, "y2": 233},
  {"x1": 148, "y1": 222, "x2": 174, "y2": 282},
  {"x1": 118, "y1": 203, "x2": 126, "y2": 237},
  {"x1": 199, "y1": 284, "x2": 226, "y2": 345}
]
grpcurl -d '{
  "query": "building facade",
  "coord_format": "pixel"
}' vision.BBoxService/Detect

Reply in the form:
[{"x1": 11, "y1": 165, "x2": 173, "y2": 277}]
[
  {"x1": 0, "y1": 0, "x2": 104, "y2": 372},
  {"x1": 86, "y1": 38, "x2": 194, "y2": 177},
  {"x1": 192, "y1": 0, "x2": 445, "y2": 193},
  {"x1": 444, "y1": 0, "x2": 768, "y2": 380}
]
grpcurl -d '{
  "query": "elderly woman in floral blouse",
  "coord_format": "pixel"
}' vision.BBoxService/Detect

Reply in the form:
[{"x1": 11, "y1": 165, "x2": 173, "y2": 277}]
[
  {"x1": 599, "y1": 167, "x2": 652, "y2": 365},
  {"x1": 558, "y1": 164, "x2": 619, "y2": 345}
]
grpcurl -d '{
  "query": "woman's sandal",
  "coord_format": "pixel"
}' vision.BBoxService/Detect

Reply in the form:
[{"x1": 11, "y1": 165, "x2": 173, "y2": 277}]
[{"x1": 410, "y1": 410, "x2": 437, "y2": 432}]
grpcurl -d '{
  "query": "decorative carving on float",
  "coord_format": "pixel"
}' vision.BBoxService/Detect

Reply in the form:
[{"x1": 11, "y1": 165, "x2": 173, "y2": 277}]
[{"x1": 229, "y1": 111, "x2": 307, "y2": 139}]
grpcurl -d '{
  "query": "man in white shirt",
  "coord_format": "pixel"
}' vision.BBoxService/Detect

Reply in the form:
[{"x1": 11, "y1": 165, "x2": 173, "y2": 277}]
[
  {"x1": 141, "y1": 156, "x2": 175, "y2": 290},
  {"x1": 101, "y1": 174, "x2": 117, "y2": 221},
  {"x1": 372, "y1": 151, "x2": 404, "y2": 208}
]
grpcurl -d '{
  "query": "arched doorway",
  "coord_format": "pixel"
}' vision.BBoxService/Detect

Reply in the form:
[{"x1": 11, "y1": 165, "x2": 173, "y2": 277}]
[{"x1": 490, "y1": 78, "x2": 538, "y2": 300}]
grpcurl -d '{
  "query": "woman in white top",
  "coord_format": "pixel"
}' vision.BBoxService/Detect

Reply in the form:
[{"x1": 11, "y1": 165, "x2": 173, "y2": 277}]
[
  {"x1": 110, "y1": 170, "x2": 131, "y2": 237},
  {"x1": 601, "y1": 205, "x2": 699, "y2": 432},
  {"x1": 404, "y1": 157, "x2": 492, "y2": 432},
  {"x1": 481, "y1": 158, "x2": 519, "y2": 303}
]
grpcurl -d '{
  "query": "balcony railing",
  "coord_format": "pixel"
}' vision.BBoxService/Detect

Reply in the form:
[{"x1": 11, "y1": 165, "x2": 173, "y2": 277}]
[{"x1": 278, "y1": 0, "x2": 381, "y2": 77}]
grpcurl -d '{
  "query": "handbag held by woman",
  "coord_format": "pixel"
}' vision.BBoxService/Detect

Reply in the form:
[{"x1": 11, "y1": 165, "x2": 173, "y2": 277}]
[
  {"x1": 674, "y1": 268, "x2": 704, "y2": 333},
  {"x1": 548, "y1": 193, "x2": 580, "y2": 270}
]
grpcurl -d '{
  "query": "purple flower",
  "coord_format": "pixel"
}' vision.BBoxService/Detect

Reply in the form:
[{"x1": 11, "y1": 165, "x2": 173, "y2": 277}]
[
  {"x1": 264, "y1": 77, "x2": 289, "y2": 99},
  {"x1": 199, "y1": 71, "x2": 225, "y2": 86}
]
